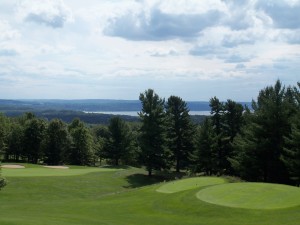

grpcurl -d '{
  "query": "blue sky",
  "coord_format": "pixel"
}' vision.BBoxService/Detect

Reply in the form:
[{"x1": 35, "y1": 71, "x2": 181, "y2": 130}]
[{"x1": 0, "y1": 0, "x2": 299, "y2": 101}]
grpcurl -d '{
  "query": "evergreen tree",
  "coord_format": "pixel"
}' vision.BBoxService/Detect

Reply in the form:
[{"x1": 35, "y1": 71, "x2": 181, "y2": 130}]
[
  {"x1": 91, "y1": 125, "x2": 110, "y2": 165},
  {"x1": 0, "y1": 114, "x2": 10, "y2": 159},
  {"x1": 283, "y1": 117, "x2": 300, "y2": 186},
  {"x1": 222, "y1": 100, "x2": 244, "y2": 174},
  {"x1": 102, "y1": 117, "x2": 133, "y2": 165},
  {"x1": 43, "y1": 119, "x2": 70, "y2": 165},
  {"x1": 282, "y1": 82, "x2": 300, "y2": 185},
  {"x1": 138, "y1": 89, "x2": 169, "y2": 176},
  {"x1": 223, "y1": 100, "x2": 244, "y2": 142},
  {"x1": 233, "y1": 80, "x2": 292, "y2": 183},
  {"x1": 209, "y1": 97, "x2": 226, "y2": 174},
  {"x1": 6, "y1": 122, "x2": 24, "y2": 162},
  {"x1": 193, "y1": 118, "x2": 217, "y2": 175},
  {"x1": 68, "y1": 118, "x2": 94, "y2": 165},
  {"x1": 166, "y1": 96, "x2": 195, "y2": 172},
  {"x1": 23, "y1": 117, "x2": 46, "y2": 164}
]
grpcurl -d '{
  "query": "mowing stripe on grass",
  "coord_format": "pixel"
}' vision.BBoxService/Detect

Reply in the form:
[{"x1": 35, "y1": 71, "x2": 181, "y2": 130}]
[
  {"x1": 156, "y1": 177, "x2": 226, "y2": 193},
  {"x1": 197, "y1": 182, "x2": 300, "y2": 209}
]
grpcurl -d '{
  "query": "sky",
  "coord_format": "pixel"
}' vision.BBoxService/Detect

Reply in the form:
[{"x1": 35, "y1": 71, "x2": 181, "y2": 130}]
[{"x1": 0, "y1": 0, "x2": 299, "y2": 101}]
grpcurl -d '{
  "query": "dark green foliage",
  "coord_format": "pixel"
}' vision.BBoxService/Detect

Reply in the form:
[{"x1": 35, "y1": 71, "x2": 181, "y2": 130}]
[
  {"x1": 233, "y1": 80, "x2": 293, "y2": 183},
  {"x1": 138, "y1": 89, "x2": 169, "y2": 176},
  {"x1": 223, "y1": 100, "x2": 244, "y2": 142},
  {"x1": 282, "y1": 83, "x2": 300, "y2": 185},
  {"x1": 23, "y1": 117, "x2": 46, "y2": 164},
  {"x1": 283, "y1": 117, "x2": 300, "y2": 185},
  {"x1": 6, "y1": 122, "x2": 24, "y2": 161},
  {"x1": 166, "y1": 96, "x2": 195, "y2": 172},
  {"x1": 193, "y1": 118, "x2": 217, "y2": 175},
  {"x1": 0, "y1": 163, "x2": 6, "y2": 190},
  {"x1": 0, "y1": 113, "x2": 10, "y2": 157},
  {"x1": 68, "y1": 118, "x2": 94, "y2": 165},
  {"x1": 43, "y1": 119, "x2": 70, "y2": 165},
  {"x1": 0, "y1": 81, "x2": 299, "y2": 185},
  {"x1": 102, "y1": 117, "x2": 134, "y2": 165}
]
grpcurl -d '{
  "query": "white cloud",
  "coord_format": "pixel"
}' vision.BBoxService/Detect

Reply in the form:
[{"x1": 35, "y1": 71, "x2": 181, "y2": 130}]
[
  {"x1": 256, "y1": 0, "x2": 300, "y2": 29},
  {"x1": 0, "y1": 20, "x2": 20, "y2": 41},
  {"x1": 17, "y1": 0, "x2": 73, "y2": 28},
  {"x1": 0, "y1": 0, "x2": 299, "y2": 100},
  {"x1": 104, "y1": 1, "x2": 225, "y2": 41}
]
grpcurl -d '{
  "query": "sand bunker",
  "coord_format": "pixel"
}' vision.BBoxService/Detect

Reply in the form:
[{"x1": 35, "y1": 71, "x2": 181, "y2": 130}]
[
  {"x1": 43, "y1": 166, "x2": 69, "y2": 169},
  {"x1": 1, "y1": 165, "x2": 25, "y2": 169}
]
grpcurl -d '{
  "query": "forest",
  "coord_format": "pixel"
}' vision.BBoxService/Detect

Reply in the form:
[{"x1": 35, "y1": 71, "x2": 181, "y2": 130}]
[{"x1": 0, "y1": 80, "x2": 299, "y2": 186}]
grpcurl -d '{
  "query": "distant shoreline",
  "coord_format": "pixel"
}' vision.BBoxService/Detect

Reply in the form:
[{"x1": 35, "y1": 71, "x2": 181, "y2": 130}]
[{"x1": 84, "y1": 111, "x2": 211, "y2": 116}]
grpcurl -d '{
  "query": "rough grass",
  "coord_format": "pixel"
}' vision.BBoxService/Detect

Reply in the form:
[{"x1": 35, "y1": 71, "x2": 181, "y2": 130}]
[
  {"x1": 156, "y1": 177, "x2": 225, "y2": 193},
  {"x1": 197, "y1": 182, "x2": 300, "y2": 209},
  {"x1": 1, "y1": 165, "x2": 300, "y2": 225}
]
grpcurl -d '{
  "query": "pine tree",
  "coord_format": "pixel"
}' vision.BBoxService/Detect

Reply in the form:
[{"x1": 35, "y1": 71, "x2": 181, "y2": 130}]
[
  {"x1": 138, "y1": 89, "x2": 169, "y2": 176},
  {"x1": 43, "y1": 119, "x2": 70, "y2": 165},
  {"x1": 102, "y1": 117, "x2": 133, "y2": 165},
  {"x1": 166, "y1": 96, "x2": 195, "y2": 172},
  {"x1": 233, "y1": 80, "x2": 293, "y2": 183},
  {"x1": 23, "y1": 117, "x2": 46, "y2": 164},
  {"x1": 193, "y1": 118, "x2": 217, "y2": 175},
  {"x1": 209, "y1": 97, "x2": 226, "y2": 174},
  {"x1": 68, "y1": 118, "x2": 94, "y2": 165},
  {"x1": 283, "y1": 117, "x2": 300, "y2": 186}
]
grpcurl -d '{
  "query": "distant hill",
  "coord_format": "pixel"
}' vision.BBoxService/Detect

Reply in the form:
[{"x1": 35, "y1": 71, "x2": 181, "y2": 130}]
[
  {"x1": 0, "y1": 99, "x2": 250, "y2": 125},
  {"x1": 0, "y1": 99, "x2": 251, "y2": 112}
]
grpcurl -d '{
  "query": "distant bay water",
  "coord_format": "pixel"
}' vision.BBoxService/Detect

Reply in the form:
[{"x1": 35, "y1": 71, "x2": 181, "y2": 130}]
[{"x1": 84, "y1": 111, "x2": 211, "y2": 116}]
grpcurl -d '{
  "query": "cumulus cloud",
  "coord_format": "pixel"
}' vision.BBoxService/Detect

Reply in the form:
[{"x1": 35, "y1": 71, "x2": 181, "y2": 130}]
[
  {"x1": 104, "y1": 5, "x2": 224, "y2": 41},
  {"x1": 17, "y1": 0, "x2": 73, "y2": 28},
  {"x1": 256, "y1": 0, "x2": 300, "y2": 29}
]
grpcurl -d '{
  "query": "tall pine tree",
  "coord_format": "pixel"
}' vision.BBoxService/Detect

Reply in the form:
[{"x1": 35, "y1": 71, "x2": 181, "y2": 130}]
[
  {"x1": 166, "y1": 96, "x2": 195, "y2": 172},
  {"x1": 233, "y1": 80, "x2": 293, "y2": 183},
  {"x1": 138, "y1": 89, "x2": 169, "y2": 176}
]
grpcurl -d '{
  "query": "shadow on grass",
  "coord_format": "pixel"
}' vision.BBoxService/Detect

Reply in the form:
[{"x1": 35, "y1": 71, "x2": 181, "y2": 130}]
[
  {"x1": 123, "y1": 170, "x2": 189, "y2": 188},
  {"x1": 100, "y1": 165, "x2": 131, "y2": 169},
  {"x1": 123, "y1": 174, "x2": 165, "y2": 188}
]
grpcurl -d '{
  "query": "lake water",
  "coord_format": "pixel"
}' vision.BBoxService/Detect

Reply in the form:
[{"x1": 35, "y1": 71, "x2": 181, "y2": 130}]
[{"x1": 84, "y1": 111, "x2": 211, "y2": 116}]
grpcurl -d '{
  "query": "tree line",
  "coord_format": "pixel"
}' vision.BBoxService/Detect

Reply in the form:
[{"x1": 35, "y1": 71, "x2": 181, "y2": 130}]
[{"x1": 0, "y1": 80, "x2": 299, "y2": 185}]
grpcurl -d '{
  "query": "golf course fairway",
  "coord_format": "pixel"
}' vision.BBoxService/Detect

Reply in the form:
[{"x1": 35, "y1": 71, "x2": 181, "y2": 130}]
[
  {"x1": 1, "y1": 165, "x2": 300, "y2": 225},
  {"x1": 197, "y1": 182, "x2": 300, "y2": 209},
  {"x1": 156, "y1": 177, "x2": 225, "y2": 193}
]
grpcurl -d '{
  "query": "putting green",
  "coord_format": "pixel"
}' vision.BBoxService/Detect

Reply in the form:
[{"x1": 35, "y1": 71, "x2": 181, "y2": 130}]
[
  {"x1": 197, "y1": 182, "x2": 300, "y2": 209},
  {"x1": 156, "y1": 177, "x2": 226, "y2": 193}
]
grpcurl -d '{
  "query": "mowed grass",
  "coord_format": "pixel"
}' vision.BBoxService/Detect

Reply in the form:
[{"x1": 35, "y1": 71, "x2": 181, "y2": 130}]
[
  {"x1": 197, "y1": 182, "x2": 300, "y2": 209},
  {"x1": 2, "y1": 166, "x2": 123, "y2": 177},
  {"x1": 1, "y1": 166, "x2": 300, "y2": 225},
  {"x1": 156, "y1": 177, "x2": 225, "y2": 193}
]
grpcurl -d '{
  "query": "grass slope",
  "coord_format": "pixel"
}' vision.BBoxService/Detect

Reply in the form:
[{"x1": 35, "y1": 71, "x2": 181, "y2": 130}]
[
  {"x1": 0, "y1": 166, "x2": 300, "y2": 225},
  {"x1": 2, "y1": 166, "x2": 123, "y2": 177},
  {"x1": 156, "y1": 177, "x2": 225, "y2": 193},
  {"x1": 197, "y1": 182, "x2": 300, "y2": 209}
]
